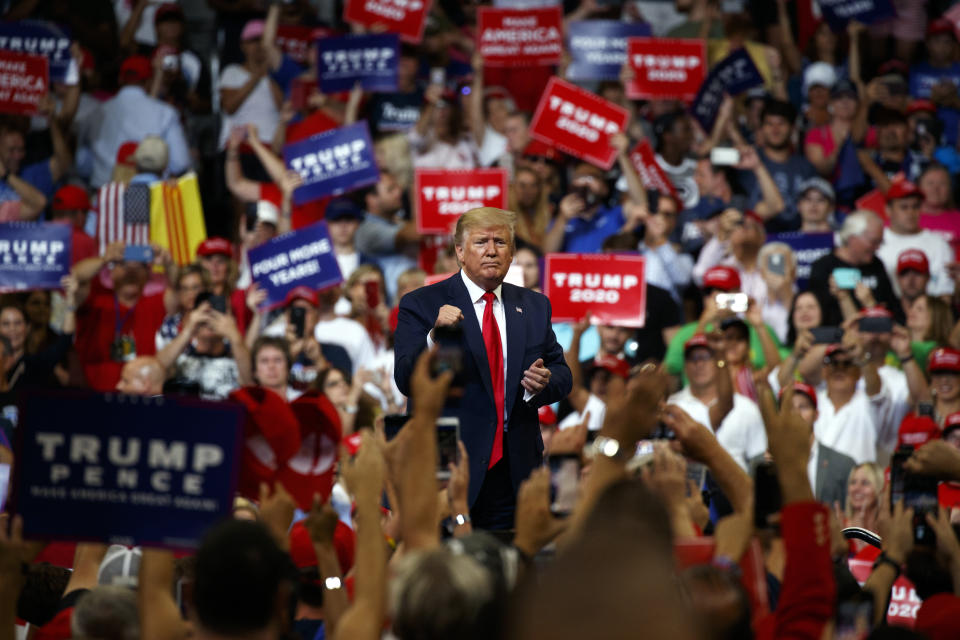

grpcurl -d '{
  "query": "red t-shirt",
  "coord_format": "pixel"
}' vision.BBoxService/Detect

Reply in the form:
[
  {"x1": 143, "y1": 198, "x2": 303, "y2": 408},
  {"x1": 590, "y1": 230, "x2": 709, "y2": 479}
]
[
  {"x1": 74, "y1": 275, "x2": 166, "y2": 391},
  {"x1": 70, "y1": 229, "x2": 97, "y2": 266}
]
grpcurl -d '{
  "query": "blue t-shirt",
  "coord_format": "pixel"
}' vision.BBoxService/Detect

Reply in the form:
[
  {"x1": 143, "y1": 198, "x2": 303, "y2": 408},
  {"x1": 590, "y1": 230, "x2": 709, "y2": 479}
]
[
  {"x1": 554, "y1": 204, "x2": 626, "y2": 254},
  {"x1": 0, "y1": 159, "x2": 53, "y2": 203},
  {"x1": 741, "y1": 151, "x2": 816, "y2": 232},
  {"x1": 271, "y1": 54, "x2": 306, "y2": 97}
]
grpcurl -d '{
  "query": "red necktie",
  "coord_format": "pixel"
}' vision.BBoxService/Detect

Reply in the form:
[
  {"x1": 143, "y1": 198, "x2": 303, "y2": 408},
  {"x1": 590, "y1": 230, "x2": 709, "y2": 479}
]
[{"x1": 482, "y1": 291, "x2": 504, "y2": 469}]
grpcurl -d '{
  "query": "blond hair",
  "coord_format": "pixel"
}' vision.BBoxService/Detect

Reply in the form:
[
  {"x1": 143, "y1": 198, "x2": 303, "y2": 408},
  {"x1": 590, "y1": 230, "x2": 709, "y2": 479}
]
[
  {"x1": 453, "y1": 207, "x2": 517, "y2": 249},
  {"x1": 844, "y1": 462, "x2": 883, "y2": 521}
]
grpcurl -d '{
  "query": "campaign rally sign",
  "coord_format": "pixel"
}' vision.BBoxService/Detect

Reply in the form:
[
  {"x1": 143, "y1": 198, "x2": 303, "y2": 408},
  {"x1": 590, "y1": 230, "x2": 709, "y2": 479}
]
[
  {"x1": 415, "y1": 168, "x2": 509, "y2": 234},
  {"x1": 0, "y1": 49, "x2": 47, "y2": 115},
  {"x1": 276, "y1": 24, "x2": 331, "y2": 65},
  {"x1": 0, "y1": 223, "x2": 70, "y2": 291},
  {"x1": 629, "y1": 139, "x2": 679, "y2": 199},
  {"x1": 318, "y1": 33, "x2": 399, "y2": 93},
  {"x1": 477, "y1": 6, "x2": 564, "y2": 67},
  {"x1": 284, "y1": 120, "x2": 379, "y2": 206},
  {"x1": 0, "y1": 20, "x2": 71, "y2": 83},
  {"x1": 818, "y1": 0, "x2": 895, "y2": 30},
  {"x1": 626, "y1": 38, "x2": 705, "y2": 101},
  {"x1": 248, "y1": 222, "x2": 343, "y2": 308},
  {"x1": 768, "y1": 231, "x2": 833, "y2": 290},
  {"x1": 12, "y1": 390, "x2": 244, "y2": 549},
  {"x1": 344, "y1": 0, "x2": 432, "y2": 43},
  {"x1": 545, "y1": 253, "x2": 647, "y2": 327},
  {"x1": 529, "y1": 77, "x2": 629, "y2": 169},
  {"x1": 691, "y1": 49, "x2": 764, "y2": 132},
  {"x1": 849, "y1": 554, "x2": 917, "y2": 627},
  {"x1": 566, "y1": 21, "x2": 651, "y2": 81}
]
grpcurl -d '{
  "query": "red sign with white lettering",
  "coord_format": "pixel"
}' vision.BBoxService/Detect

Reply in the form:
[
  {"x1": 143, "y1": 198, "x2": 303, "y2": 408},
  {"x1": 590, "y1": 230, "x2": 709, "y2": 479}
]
[
  {"x1": 0, "y1": 50, "x2": 47, "y2": 115},
  {"x1": 849, "y1": 552, "x2": 918, "y2": 627},
  {"x1": 626, "y1": 38, "x2": 705, "y2": 101},
  {"x1": 344, "y1": 0, "x2": 432, "y2": 43},
  {"x1": 276, "y1": 25, "x2": 331, "y2": 65},
  {"x1": 629, "y1": 140, "x2": 679, "y2": 200},
  {"x1": 529, "y1": 77, "x2": 628, "y2": 169},
  {"x1": 544, "y1": 253, "x2": 646, "y2": 327},
  {"x1": 477, "y1": 7, "x2": 564, "y2": 67},
  {"x1": 415, "y1": 168, "x2": 509, "y2": 234}
]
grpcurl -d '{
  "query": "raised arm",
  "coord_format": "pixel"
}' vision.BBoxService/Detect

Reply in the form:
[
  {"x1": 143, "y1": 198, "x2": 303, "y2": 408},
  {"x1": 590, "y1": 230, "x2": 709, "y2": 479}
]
[
  {"x1": 564, "y1": 317, "x2": 590, "y2": 413},
  {"x1": 262, "y1": 2, "x2": 284, "y2": 71}
]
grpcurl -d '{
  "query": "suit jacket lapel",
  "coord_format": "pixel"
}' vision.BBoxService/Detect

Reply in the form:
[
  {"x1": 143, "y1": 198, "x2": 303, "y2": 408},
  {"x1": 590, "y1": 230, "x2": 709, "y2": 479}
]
[
  {"x1": 503, "y1": 284, "x2": 525, "y2": 419},
  {"x1": 448, "y1": 275, "x2": 495, "y2": 406}
]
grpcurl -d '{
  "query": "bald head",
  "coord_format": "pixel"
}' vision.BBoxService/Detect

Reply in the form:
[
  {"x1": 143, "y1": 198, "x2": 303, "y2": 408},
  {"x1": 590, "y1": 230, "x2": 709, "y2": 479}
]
[{"x1": 116, "y1": 357, "x2": 165, "y2": 396}]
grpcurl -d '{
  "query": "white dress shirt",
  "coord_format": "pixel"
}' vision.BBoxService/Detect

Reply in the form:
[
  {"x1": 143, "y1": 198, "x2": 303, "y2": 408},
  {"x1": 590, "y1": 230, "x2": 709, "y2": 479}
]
[
  {"x1": 668, "y1": 387, "x2": 768, "y2": 470},
  {"x1": 814, "y1": 385, "x2": 890, "y2": 464}
]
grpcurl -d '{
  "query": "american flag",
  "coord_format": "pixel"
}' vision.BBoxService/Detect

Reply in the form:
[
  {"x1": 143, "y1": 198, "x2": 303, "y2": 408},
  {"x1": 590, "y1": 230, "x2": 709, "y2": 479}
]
[{"x1": 96, "y1": 182, "x2": 151, "y2": 254}]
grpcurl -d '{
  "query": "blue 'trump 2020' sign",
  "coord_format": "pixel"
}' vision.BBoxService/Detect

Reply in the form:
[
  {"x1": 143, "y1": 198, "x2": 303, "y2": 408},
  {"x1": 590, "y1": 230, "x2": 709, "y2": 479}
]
[
  {"x1": 248, "y1": 221, "x2": 343, "y2": 308},
  {"x1": 0, "y1": 222, "x2": 70, "y2": 291},
  {"x1": 12, "y1": 390, "x2": 244, "y2": 549},
  {"x1": 284, "y1": 120, "x2": 380, "y2": 206},
  {"x1": 318, "y1": 33, "x2": 399, "y2": 93}
]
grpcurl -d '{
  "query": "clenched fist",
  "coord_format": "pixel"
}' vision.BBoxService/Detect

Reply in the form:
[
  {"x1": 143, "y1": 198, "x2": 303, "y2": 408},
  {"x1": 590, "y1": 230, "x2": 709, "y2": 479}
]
[{"x1": 431, "y1": 305, "x2": 464, "y2": 341}]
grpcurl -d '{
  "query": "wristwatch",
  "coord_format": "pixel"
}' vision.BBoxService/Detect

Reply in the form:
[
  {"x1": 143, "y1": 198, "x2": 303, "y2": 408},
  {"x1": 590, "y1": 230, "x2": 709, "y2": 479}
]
[{"x1": 591, "y1": 435, "x2": 631, "y2": 462}]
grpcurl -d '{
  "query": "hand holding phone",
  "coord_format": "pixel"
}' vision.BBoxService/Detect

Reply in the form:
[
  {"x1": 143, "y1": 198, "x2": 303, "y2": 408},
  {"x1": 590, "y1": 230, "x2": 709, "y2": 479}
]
[
  {"x1": 548, "y1": 453, "x2": 581, "y2": 517},
  {"x1": 436, "y1": 417, "x2": 460, "y2": 481},
  {"x1": 832, "y1": 268, "x2": 862, "y2": 290}
]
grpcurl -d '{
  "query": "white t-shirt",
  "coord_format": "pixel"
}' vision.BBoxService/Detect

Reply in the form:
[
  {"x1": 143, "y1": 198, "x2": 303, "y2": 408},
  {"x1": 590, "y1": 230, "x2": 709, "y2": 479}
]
[
  {"x1": 114, "y1": 0, "x2": 173, "y2": 47},
  {"x1": 313, "y1": 316, "x2": 378, "y2": 376},
  {"x1": 667, "y1": 387, "x2": 768, "y2": 470},
  {"x1": 478, "y1": 124, "x2": 508, "y2": 167},
  {"x1": 336, "y1": 252, "x2": 360, "y2": 282},
  {"x1": 557, "y1": 393, "x2": 607, "y2": 432},
  {"x1": 877, "y1": 228, "x2": 955, "y2": 296},
  {"x1": 218, "y1": 64, "x2": 279, "y2": 149},
  {"x1": 814, "y1": 386, "x2": 890, "y2": 464}
]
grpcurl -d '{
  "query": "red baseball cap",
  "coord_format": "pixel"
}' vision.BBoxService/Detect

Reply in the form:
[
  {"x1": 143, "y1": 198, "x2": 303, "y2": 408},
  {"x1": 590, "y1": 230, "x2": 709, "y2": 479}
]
[
  {"x1": 944, "y1": 411, "x2": 960, "y2": 434},
  {"x1": 897, "y1": 249, "x2": 930, "y2": 275},
  {"x1": 285, "y1": 286, "x2": 319, "y2": 307},
  {"x1": 702, "y1": 265, "x2": 741, "y2": 292},
  {"x1": 915, "y1": 593, "x2": 960, "y2": 640},
  {"x1": 927, "y1": 18, "x2": 955, "y2": 38},
  {"x1": 930, "y1": 347, "x2": 960, "y2": 374},
  {"x1": 119, "y1": 56, "x2": 151, "y2": 83},
  {"x1": 523, "y1": 138, "x2": 560, "y2": 162},
  {"x1": 52, "y1": 185, "x2": 89, "y2": 212},
  {"x1": 154, "y1": 3, "x2": 184, "y2": 24},
  {"x1": 824, "y1": 344, "x2": 847, "y2": 359},
  {"x1": 594, "y1": 354, "x2": 630, "y2": 380},
  {"x1": 906, "y1": 99, "x2": 938, "y2": 116},
  {"x1": 538, "y1": 404, "x2": 557, "y2": 425},
  {"x1": 684, "y1": 333, "x2": 710, "y2": 355},
  {"x1": 196, "y1": 237, "x2": 233, "y2": 259},
  {"x1": 781, "y1": 381, "x2": 818, "y2": 410},
  {"x1": 886, "y1": 180, "x2": 924, "y2": 203},
  {"x1": 743, "y1": 210, "x2": 765, "y2": 227},
  {"x1": 115, "y1": 141, "x2": 139, "y2": 166},
  {"x1": 860, "y1": 306, "x2": 893, "y2": 319}
]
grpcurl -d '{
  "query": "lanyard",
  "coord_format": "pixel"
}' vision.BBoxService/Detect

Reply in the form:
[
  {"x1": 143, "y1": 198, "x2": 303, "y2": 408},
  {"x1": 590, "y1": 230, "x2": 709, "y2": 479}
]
[{"x1": 114, "y1": 297, "x2": 136, "y2": 338}]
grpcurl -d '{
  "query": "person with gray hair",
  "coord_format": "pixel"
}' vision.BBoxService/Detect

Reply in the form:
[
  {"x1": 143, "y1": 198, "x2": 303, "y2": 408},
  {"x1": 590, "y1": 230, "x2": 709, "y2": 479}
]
[
  {"x1": 807, "y1": 209, "x2": 904, "y2": 326},
  {"x1": 70, "y1": 586, "x2": 140, "y2": 640}
]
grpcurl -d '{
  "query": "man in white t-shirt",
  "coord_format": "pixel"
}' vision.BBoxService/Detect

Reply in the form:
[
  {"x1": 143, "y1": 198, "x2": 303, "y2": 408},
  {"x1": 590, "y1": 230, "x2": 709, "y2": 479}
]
[
  {"x1": 876, "y1": 180, "x2": 954, "y2": 296},
  {"x1": 813, "y1": 344, "x2": 891, "y2": 464},
  {"x1": 218, "y1": 19, "x2": 281, "y2": 150},
  {"x1": 667, "y1": 334, "x2": 767, "y2": 470}
]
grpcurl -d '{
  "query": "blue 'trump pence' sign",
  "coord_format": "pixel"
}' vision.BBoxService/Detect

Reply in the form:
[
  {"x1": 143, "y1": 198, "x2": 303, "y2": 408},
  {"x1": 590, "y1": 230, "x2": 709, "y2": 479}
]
[
  {"x1": 12, "y1": 390, "x2": 244, "y2": 549},
  {"x1": 690, "y1": 49, "x2": 764, "y2": 132},
  {"x1": 565, "y1": 20, "x2": 651, "y2": 81},
  {"x1": 0, "y1": 222, "x2": 70, "y2": 291},
  {"x1": 248, "y1": 222, "x2": 343, "y2": 308},
  {"x1": 319, "y1": 33, "x2": 399, "y2": 93},
  {"x1": 0, "y1": 20, "x2": 73, "y2": 82},
  {"x1": 818, "y1": 0, "x2": 895, "y2": 30},
  {"x1": 284, "y1": 120, "x2": 380, "y2": 206}
]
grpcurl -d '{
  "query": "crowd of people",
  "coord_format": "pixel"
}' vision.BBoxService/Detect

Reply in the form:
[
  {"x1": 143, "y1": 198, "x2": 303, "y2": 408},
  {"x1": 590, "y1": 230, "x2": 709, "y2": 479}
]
[{"x1": 3, "y1": 0, "x2": 960, "y2": 638}]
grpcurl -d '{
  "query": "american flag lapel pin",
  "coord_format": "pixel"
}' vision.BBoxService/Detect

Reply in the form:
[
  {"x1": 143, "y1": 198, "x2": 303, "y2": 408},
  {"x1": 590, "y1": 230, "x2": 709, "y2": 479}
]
[{"x1": 516, "y1": 306, "x2": 522, "y2": 313}]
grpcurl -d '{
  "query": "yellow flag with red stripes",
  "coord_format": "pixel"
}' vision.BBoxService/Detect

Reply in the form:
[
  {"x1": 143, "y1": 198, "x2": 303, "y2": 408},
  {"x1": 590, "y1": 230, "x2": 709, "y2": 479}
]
[{"x1": 149, "y1": 172, "x2": 207, "y2": 266}]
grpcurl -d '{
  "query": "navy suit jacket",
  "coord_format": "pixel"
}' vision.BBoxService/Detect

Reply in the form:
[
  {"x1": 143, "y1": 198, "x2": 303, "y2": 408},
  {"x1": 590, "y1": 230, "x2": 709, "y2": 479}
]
[{"x1": 394, "y1": 272, "x2": 572, "y2": 506}]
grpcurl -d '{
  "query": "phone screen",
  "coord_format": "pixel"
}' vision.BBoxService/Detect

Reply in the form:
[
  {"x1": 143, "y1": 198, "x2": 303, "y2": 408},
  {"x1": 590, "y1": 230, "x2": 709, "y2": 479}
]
[
  {"x1": 548, "y1": 453, "x2": 581, "y2": 517},
  {"x1": 766, "y1": 253, "x2": 786, "y2": 276},
  {"x1": 832, "y1": 268, "x2": 862, "y2": 290},
  {"x1": 436, "y1": 418, "x2": 459, "y2": 481},
  {"x1": 753, "y1": 461, "x2": 782, "y2": 530},
  {"x1": 716, "y1": 293, "x2": 749, "y2": 313},
  {"x1": 810, "y1": 326, "x2": 844, "y2": 344},
  {"x1": 123, "y1": 245, "x2": 153, "y2": 264},
  {"x1": 289, "y1": 307, "x2": 306, "y2": 338}
]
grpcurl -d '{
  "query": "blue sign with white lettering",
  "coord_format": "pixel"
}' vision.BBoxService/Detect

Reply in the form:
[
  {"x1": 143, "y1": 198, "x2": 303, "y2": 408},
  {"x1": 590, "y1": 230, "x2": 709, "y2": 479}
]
[
  {"x1": 0, "y1": 20, "x2": 73, "y2": 82},
  {"x1": 248, "y1": 221, "x2": 343, "y2": 308},
  {"x1": 768, "y1": 231, "x2": 834, "y2": 290},
  {"x1": 12, "y1": 390, "x2": 244, "y2": 549},
  {"x1": 690, "y1": 49, "x2": 764, "y2": 132},
  {"x1": 318, "y1": 33, "x2": 399, "y2": 93},
  {"x1": 818, "y1": 0, "x2": 895, "y2": 31},
  {"x1": 0, "y1": 222, "x2": 70, "y2": 291},
  {"x1": 566, "y1": 20, "x2": 651, "y2": 81},
  {"x1": 284, "y1": 120, "x2": 380, "y2": 206}
]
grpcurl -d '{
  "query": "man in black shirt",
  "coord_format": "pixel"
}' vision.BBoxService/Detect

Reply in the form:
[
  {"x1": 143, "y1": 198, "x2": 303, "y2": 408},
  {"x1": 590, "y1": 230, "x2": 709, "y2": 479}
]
[{"x1": 808, "y1": 210, "x2": 904, "y2": 325}]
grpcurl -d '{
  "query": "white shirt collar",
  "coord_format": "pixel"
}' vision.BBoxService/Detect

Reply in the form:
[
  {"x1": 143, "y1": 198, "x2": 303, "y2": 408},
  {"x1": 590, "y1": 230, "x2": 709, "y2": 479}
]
[{"x1": 460, "y1": 270, "x2": 502, "y2": 305}]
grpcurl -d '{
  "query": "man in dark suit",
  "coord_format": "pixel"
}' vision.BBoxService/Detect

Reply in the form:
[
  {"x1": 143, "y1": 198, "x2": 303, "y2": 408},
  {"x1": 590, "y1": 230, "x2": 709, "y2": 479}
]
[{"x1": 394, "y1": 207, "x2": 572, "y2": 530}]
